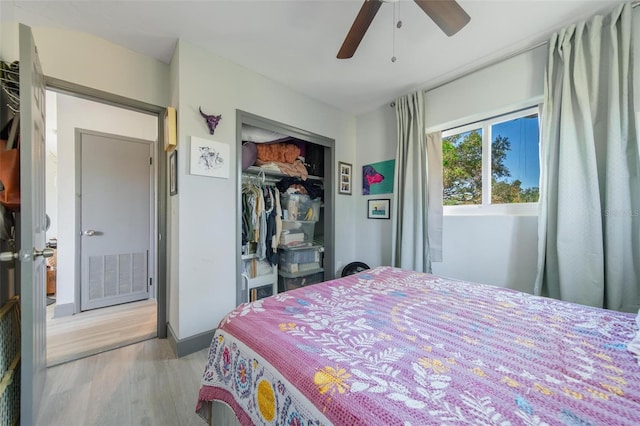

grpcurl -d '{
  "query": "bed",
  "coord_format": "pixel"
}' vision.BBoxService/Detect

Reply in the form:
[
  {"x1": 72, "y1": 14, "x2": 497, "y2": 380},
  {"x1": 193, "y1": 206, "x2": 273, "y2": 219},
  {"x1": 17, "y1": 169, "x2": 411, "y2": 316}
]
[{"x1": 196, "y1": 266, "x2": 640, "y2": 425}]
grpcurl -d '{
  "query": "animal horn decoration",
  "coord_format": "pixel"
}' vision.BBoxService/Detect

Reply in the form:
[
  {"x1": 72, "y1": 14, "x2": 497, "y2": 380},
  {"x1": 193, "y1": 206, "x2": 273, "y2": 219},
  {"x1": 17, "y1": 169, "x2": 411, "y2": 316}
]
[{"x1": 199, "y1": 107, "x2": 222, "y2": 135}]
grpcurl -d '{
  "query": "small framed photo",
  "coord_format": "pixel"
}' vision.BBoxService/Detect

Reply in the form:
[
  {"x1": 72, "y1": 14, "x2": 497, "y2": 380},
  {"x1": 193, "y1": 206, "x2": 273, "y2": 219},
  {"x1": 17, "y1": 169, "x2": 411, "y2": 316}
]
[
  {"x1": 367, "y1": 198, "x2": 390, "y2": 219},
  {"x1": 338, "y1": 161, "x2": 352, "y2": 195},
  {"x1": 169, "y1": 150, "x2": 178, "y2": 196}
]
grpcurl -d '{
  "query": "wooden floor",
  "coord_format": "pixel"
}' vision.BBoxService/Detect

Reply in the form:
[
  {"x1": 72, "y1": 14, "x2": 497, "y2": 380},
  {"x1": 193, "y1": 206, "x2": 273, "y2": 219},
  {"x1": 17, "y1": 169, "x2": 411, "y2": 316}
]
[
  {"x1": 38, "y1": 338, "x2": 210, "y2": 426},
  {"x1": 46, "y1": 299, "x2": 158, "y2": 366}
]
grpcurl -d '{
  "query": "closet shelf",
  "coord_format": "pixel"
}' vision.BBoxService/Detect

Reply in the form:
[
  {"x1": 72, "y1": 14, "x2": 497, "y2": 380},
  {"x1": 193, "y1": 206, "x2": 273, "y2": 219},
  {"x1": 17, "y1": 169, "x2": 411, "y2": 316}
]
[{"x1": 244, "y1": 166, "x2": 323, "y2": 182}]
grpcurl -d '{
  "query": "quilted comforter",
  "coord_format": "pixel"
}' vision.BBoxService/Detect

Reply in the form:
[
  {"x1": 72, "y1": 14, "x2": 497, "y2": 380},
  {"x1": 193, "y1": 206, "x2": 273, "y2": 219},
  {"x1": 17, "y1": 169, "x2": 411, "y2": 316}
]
[{"x1": 197, "y1": 266, "x2": 640, "y2": 425}]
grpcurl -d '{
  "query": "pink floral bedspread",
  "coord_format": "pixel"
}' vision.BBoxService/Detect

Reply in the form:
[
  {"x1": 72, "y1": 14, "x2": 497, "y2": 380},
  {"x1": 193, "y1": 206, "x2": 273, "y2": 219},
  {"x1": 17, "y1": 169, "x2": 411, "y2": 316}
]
[{"x1": 197, "y1": 266, "x2": 640, "y2": 425}]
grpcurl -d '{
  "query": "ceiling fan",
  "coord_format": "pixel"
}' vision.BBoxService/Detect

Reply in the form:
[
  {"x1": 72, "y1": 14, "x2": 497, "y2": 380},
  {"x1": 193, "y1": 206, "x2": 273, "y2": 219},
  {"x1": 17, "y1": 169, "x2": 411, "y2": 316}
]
[{"x1": 337, "y1": 0, "x2": 470, "y2": 59}]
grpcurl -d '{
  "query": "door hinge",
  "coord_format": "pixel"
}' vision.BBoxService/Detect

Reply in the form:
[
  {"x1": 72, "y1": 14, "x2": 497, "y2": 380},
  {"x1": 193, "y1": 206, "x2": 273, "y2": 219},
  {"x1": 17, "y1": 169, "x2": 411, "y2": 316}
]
[
  {"x1": 149, "y1": 277, "x2": 152, "y2": 287},
  {"x1": 150, "y1": 157, "x2": 153, "y2": 165}
]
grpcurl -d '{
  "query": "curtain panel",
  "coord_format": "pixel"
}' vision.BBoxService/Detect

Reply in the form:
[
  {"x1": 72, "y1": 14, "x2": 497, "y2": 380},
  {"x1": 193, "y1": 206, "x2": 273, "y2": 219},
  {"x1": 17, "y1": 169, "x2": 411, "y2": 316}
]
[
  {"x1": 392, "y1": 91, "x2": 443, "y2": 272},
  {"x1": 535, "y1": 2, "x2": 639, "y2": 312}
]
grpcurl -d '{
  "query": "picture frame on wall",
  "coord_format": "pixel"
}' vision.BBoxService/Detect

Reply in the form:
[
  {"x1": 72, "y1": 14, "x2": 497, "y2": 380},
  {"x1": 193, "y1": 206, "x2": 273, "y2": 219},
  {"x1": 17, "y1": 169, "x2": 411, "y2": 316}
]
[
  {"x1": 362, "y1": 159, "x2": 395, "y2": 195},
  {"x1": 190, "y1": 136, "x2": 230, "y2": 179},
  {"x1": 169, "y1": 150, "x2": 178, "y2": 196},
  {"x1": 338, "y1": 161, "x2": 352, "y2": 195},
  {"x1": 367, "y1": 198, "x2": 390, "y2": 219}
]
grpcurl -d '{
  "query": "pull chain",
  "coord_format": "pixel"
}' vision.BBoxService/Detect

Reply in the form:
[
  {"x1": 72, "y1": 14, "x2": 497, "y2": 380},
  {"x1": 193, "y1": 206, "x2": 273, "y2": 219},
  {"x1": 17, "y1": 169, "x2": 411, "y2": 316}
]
[
  {"x1": 392, "y1": 1, "x2": 402, "y2": 63},
  {"x1": 391, "y1": 2, "x2": 396, "y2": 62}
]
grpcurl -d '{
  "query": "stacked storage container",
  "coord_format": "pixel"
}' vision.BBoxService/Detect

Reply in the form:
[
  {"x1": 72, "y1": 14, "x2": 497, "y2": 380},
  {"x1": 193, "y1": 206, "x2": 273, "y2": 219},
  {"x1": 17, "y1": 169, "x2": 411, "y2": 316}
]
[
  {"x1": 279, "y1": 193, "x2": 321, "y2": 247},
  {"x1": 278, "y1": 193, "x2": 324, "y2": 292}
]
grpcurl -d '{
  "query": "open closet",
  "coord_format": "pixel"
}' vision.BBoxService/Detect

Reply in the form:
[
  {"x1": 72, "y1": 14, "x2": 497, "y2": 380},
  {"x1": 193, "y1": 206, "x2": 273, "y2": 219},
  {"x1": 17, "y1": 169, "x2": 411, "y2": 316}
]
[{"x1": 235, "y1": 111, "x2": 335, "y2": 305}]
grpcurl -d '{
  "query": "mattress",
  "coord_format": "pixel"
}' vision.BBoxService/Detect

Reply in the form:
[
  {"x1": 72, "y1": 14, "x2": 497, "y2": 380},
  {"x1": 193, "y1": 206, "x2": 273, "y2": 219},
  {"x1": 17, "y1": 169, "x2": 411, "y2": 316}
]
[{"x1": 197, "y1": 266, "x2": 640, "y2": 425}]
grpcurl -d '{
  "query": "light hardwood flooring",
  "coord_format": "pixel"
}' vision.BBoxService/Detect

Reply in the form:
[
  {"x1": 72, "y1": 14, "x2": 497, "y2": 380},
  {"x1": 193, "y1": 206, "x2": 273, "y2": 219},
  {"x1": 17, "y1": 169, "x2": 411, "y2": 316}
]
[
  {"x1": 47, "y1": 299, "x2": 158, "y2": 366},
  {"x1": 37, "y1": 338, "x2": 210, "y2": 426}
]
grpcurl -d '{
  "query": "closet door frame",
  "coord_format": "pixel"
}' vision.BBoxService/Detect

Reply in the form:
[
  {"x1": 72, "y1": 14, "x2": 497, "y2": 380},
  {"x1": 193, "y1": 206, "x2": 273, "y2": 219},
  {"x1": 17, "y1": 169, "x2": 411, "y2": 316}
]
[{"x1": 235, "y1": 110, "x2": 335, "y2": 306}]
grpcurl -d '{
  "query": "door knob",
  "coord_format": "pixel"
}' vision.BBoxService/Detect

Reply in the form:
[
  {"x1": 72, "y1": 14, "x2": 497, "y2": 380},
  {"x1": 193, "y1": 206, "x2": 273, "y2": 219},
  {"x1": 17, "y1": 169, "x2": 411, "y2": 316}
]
[
  {"x1": 33, "y1": 248, "x2": 54, "y2": 259},
  {"x1": 82, "y1": 229, "x2": 96, "y2": 236},
  {"x1": 0, "y1": 251, "x2": 17, "y2": 262},
  {"x1": 1, "y1": 247, "x2": 54, "y2": 262}
]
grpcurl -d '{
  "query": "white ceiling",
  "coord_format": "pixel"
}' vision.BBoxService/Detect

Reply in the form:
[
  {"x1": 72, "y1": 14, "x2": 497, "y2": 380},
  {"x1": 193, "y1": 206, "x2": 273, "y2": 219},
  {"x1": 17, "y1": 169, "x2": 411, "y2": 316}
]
[{"x1": 2, "y1": 0, "x2": 621, "y2": 115}]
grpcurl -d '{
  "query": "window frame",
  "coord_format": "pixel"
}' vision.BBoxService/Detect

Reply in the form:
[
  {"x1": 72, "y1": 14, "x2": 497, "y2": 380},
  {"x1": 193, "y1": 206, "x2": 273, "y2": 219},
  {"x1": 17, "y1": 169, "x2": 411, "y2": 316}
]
[{"x1": 441, "y1": 106, "x2": 540, "y2": 216}]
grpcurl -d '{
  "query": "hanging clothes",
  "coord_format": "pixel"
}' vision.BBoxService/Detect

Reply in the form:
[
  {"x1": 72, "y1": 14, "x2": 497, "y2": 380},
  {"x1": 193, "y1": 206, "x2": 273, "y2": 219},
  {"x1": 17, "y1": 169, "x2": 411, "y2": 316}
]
[
  {"x1": 273, "y1": 190, "x2": 282, "y2": 254},
  {"x1": 241, "y1": 178, "x2": 282, "y2": 265},
  {"x1": 241, "y1": 182, "x2": 259, "y2": 246},
  {"x1": 241, "y1": 181, "x2": 261, "y2": 253},
  {"x1": 255, "y1": 188, "x2": 266, "y2": 259},
  {"x1": 264, "y1": 187, "x2": 278, "y2": 265}
]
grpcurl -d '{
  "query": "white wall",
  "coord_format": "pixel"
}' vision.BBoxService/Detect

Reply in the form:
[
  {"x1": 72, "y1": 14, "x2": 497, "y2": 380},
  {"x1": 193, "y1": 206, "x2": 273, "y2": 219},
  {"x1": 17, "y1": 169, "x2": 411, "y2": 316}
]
[
  {"x1": 0, "y1": 21, "x2": 18, "y2": 63},
  {"x1": 424, "y1": 46, "x2": 546, "y2": 131},
  {"x1": 1, "y1": 22, "x2": 169, "y2": 107},
  {"x1": 354, "y1": 103, "x2": 396, "y2": 270},
  {"x1": 170, "y1": 40, "x2": 357, "y2": 339},
  {"x1": 433, "y1": 216, "x2": 538, "y2": 294},
  {"x1": 0, "y1": 20, "x2": 19, "y2": 127},
  {"x1": 33, "y1": 27, "x2": 169, "y2": 108},
  {"x1": 354, "y1": 46, "x2": 546, "y2": 292},
  {"x1": 45, "y1": 91, "x2": 59, "y2": 240},
  {"x1": 54, "y1": 94, "x2": 157, "y2": 314}
]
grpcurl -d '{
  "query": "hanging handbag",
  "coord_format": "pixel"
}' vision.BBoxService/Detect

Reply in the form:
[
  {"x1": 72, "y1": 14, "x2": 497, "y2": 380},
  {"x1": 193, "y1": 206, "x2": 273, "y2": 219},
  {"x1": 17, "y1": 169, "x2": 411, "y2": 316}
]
[{"x1": 0, "y1": 114, "x2": 20, "y2": 211}]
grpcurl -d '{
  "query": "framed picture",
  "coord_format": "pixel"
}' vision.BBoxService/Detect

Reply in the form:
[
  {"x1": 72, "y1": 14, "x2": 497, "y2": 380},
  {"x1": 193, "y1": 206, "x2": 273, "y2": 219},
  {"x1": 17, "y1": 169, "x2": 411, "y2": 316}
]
[
  {"x1": 363, "y1": 159, "x2": 395, "y2": 195},
  {"x1": 338, "y1": 161, "x2": 352, "y2": 195},
  {"x1": 169, "y1": 150, "x2": 178, "y2": 196},
  {"x1": 190, "y1": 136, "x2": 230, "y2": 179},
  {"x1": 367, "y1": 198, "x2": 390, "y2": 219}
]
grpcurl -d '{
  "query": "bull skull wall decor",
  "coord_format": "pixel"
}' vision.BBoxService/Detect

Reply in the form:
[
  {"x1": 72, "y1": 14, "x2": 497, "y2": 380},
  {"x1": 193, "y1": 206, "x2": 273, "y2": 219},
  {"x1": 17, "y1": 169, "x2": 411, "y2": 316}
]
[{"x1": 199, "y1": 107, "x2": 222, "y2": 135}]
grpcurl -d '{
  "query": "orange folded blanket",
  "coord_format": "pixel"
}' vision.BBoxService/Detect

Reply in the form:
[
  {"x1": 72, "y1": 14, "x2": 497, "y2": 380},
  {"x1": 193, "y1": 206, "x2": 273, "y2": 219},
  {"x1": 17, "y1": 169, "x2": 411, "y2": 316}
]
[{"x1": 256, "y1": 143, "x2": 300, "y2": 164}]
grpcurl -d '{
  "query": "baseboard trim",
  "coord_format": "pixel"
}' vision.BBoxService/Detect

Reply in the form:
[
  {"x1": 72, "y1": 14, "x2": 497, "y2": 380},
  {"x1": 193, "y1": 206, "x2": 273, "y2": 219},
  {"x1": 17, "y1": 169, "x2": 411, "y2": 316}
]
[
  {"x1": 167, "y1": 323, "x2": 214, "y2": 358},
  {"x1": 167, "y1": 323, "x2": 178, "y2": 356},
  {"x1": 53, "y1": 302, "x2": 75, "y2": 318}
]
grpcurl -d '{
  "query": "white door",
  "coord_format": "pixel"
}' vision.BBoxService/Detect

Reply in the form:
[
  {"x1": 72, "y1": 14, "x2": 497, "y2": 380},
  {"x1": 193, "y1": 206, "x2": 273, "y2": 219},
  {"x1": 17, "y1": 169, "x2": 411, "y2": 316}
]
[
  {"x1": 79, "y1": 130, "x2": 152, "y2": 311},
  {"x1": 18, "y1": 23, "x2": 49, "y2": 426}
]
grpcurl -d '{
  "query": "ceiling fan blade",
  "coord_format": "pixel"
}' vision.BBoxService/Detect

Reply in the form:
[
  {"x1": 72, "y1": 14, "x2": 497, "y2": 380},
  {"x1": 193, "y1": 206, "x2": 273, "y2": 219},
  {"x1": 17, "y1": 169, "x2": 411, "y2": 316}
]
[
  {"x1": 337, "y1": 0, "x2": 383, "y2": 59},
  {"x1": 413, "y1": 0, "x2": 470, "y2": 37}
]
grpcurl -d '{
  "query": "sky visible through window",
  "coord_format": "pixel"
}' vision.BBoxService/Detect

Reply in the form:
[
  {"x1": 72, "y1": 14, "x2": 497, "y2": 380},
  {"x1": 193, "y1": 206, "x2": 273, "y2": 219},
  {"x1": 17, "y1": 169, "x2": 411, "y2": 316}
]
[{"x1": 492, "y1": 114, "x2": 539, "y2": 190}]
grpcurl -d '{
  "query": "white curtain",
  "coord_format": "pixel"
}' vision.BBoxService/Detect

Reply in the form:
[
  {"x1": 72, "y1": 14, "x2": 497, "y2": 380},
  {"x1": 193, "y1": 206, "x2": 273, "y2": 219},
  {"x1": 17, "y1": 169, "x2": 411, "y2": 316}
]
[
  {"x1": 392, "y1": 91, "x2": 443, "y2": 272},
  {"x1": 535, "y1": 2, "x2": 639, "y2": 312}
]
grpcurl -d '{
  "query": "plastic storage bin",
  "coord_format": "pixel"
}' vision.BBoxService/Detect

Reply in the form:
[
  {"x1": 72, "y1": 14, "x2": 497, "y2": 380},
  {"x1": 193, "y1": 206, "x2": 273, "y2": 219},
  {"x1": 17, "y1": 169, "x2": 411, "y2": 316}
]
[
  {"x1": 279, "y1": 220, "x2": 316, "y2": 247},
  {"x1": 279, "y1": 245, "x2": 323, "y2": 274},
  {"x1": 278, "y1": 270, "x2": 324, "y2": 292},
  {"x1": 281, "y1": 193, "x2": 321, "y2": 222}
]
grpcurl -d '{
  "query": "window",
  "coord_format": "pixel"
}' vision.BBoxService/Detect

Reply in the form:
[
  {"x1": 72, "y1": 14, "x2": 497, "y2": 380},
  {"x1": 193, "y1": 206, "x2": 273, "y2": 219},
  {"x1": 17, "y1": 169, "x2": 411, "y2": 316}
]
[{"x1": 442, "y1": 107, "x2": 540, "y2": 210}]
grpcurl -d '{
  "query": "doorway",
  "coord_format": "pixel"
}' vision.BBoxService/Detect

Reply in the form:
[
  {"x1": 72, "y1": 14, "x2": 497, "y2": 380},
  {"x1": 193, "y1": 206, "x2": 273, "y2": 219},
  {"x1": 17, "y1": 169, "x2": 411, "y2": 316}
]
[{"x1": 44, "y1": 89, "x2": 161, "y2": 365}]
